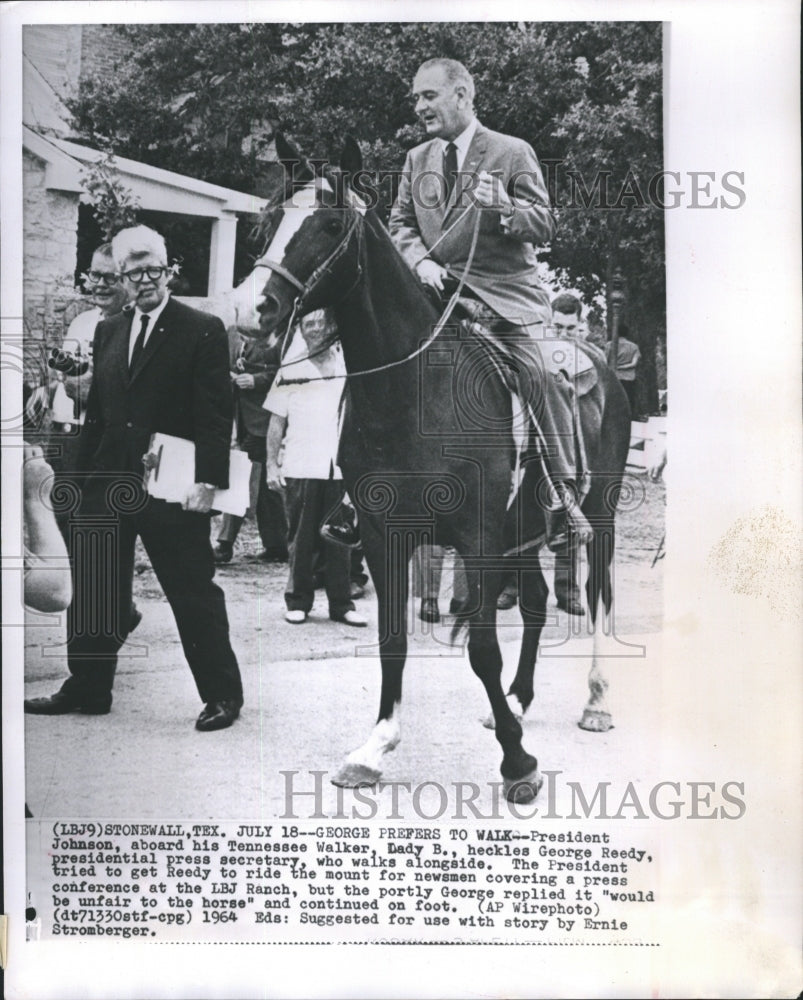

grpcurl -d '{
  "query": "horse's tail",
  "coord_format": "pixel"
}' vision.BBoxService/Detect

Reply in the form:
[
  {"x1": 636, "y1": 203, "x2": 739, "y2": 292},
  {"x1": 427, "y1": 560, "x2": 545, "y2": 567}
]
[{"x1": 583, "y1": 363, "x2": 631, "y2": 622}]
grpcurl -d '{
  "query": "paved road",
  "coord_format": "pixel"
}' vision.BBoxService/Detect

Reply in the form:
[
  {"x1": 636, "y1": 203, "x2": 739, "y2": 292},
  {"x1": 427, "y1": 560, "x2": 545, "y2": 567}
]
[{"x1": 24, "y1": 491, "x2": 665, "y2": 819}]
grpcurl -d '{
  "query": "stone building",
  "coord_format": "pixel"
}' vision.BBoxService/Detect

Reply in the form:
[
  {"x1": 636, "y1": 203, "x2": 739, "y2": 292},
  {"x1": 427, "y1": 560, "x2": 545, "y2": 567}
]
[{"x1": 21, "y1": 25, "x2": 265, "y2": 358}]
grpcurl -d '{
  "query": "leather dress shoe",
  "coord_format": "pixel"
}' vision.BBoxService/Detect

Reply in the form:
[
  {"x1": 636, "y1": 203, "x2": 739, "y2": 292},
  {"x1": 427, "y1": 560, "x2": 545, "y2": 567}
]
[
  {"x1": 213, "y1": 542, "x2": 233, "y2": 564},
  {"x1": 320, "y1": 522, "x2": 361, "y2": 549},
  {"x1": 496, "y1": 588, "x2": 518, "y2": 611},
  {"x1": 419, "y1": 598, "x2": 440, "y2": 623},
  {"x1": 257, "y1": 548, "x2": 288, "y2": 563},
  {"x1": 24, "y1": 690, "x2": 111, "y2": 715},
  {"x1": 196, "y1": 699, "x2": 242, "y2": 732},
  {"x1": 557, "y1": 595, "x2": 585, "y2": 616},
  {"x1": 330, "y1": 609, "x2": 368, "y2": 627}
]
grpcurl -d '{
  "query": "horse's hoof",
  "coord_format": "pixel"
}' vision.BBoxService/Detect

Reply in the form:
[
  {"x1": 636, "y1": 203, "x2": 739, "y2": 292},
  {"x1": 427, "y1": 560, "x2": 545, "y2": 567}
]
[
  {"x1": 503, "y1": 767, "x2": 543, "y2": 804},
  {"x1": 578, "y1": 709, "x2": 613, "y2": 732},
  {"x1": 331, "y1": 761, "x2": 381, "y2": 788}
]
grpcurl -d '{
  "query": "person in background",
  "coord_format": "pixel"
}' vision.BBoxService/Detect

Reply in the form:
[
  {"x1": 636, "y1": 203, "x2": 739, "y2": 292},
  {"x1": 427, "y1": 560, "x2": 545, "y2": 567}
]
[
  {"x1": 265, "y1": 310, "x2": 366, "y2": 628},
  {"x1": 25, "y1": 225, "x2": 243, "y2": 731},
  {"x1": 414, "y1": 544, "x2": 468, "y2": 623},
  {"x1": 214, "y1": 333, "x2": 288, "y2": 564},
  {"x1": 52, "y1": 242, "x2": 142, "y2": 634},
  {"x1": 22, "y1": 442, "x2": 73, "y2": 819},
  {"x1": 60, "y1": 243, "x2": 130, "y2": 422},
  {"x1": 415, "y1": 543, "x2": 446, "y2": 623},
  {"x1": 613, "y1": 322, "x2": 642, "y2": 419},
  {"x1": 23, "y1": 443, "x2": 72, "y2": 614}
]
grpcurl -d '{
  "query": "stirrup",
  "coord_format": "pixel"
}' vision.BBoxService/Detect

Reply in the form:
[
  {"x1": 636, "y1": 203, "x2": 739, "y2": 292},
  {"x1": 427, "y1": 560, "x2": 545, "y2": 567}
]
[{"x1": 547, "y1": 484, "x2": 592, "y2": 551}]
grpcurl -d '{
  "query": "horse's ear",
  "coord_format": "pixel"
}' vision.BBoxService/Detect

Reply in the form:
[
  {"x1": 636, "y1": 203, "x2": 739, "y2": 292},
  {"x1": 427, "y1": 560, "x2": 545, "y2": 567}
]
[
  {"x1": 340, "y1": 135, "x2": 363, "y2": 182},
  {"x1": 274, "y1": 131, "x2": 315, "y2": 184}
]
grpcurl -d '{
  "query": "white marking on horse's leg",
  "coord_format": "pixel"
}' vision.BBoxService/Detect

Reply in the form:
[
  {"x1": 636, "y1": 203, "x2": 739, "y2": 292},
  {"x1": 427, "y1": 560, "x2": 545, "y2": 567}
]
[
  {"x1": 481, "y1": 694, "x2": 524, "y2": 730},
  {"x1": 332, "y1": 706, "x2": 402, "y2": 787},
  {"x1": 579, "y1": 601, "x2": 613, "y2": 732}
]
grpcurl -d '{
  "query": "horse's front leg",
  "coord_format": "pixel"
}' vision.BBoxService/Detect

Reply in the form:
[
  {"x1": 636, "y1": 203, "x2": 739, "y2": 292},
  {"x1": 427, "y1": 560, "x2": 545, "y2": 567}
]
[
  {"x1": 331, "y1": 530, "x2": 409, "y2": 787},
  {"x1": 482, "y1": 558, "x2": 550, "y2": 729},
  {"x1": 464, "y1": 566, "x2": 543, "y2": 804}
]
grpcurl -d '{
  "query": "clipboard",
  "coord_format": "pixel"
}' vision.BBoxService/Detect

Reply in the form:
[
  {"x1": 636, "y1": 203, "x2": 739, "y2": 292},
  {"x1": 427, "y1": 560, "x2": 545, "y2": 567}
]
[{"x1": 144, "y1": 432, "x2": 252, "y2": 516}]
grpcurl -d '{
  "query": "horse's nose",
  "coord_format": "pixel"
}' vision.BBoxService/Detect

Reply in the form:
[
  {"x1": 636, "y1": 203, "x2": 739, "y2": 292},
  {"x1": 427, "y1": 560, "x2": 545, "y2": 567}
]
[{"x1": 257, "y1": 292, "x2": 281, "y2": 328}]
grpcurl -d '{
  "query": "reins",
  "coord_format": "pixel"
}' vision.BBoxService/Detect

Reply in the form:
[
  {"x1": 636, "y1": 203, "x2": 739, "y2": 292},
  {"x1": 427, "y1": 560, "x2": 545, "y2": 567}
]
[{"x1": 276, "y1": 206, "x2": 482, "y2": 386}]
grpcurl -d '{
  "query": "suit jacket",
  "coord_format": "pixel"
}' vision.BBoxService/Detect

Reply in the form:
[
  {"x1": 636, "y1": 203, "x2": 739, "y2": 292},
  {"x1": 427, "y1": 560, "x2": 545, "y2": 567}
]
[
  {"x1": 389, "y1": 122, "x2": 554, "y2": 326},
  {"x1": 228, "y1": 333, "x2": 281, "y2": 440},
  {"x1": 78, "y1": 296, "x2": 233, "y2": 491}
]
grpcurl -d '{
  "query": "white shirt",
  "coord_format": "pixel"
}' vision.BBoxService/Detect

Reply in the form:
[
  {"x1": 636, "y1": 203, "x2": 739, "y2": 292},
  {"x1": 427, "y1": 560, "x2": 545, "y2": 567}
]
[
  {"x1": 65, "y1": 306, "x2": 102, "y2": 356},
  {"x1": 264, "y1": 346, "x2": 346, "y2": 480},
  {"x1": 129, "y1": 293, "x2": 171, "y2": 364},
  {"x1": 438, "y1": 117, "x2": 479, "y2": 170}
]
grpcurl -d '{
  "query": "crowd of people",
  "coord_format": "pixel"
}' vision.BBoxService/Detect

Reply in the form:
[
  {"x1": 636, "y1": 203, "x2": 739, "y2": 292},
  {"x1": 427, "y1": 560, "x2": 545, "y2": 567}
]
[{"x1": 22, "y1": 56, "x2": 655, "y2": 733}]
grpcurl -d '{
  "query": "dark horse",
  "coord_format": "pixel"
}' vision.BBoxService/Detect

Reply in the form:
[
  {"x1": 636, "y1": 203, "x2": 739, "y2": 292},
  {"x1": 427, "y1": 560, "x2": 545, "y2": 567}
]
[{"x1": 229, "y1": 136, "x2": 630, "y2": 803}]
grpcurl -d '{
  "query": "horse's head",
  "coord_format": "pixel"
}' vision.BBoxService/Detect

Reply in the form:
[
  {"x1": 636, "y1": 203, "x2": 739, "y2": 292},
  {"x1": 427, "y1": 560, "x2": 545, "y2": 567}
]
[{"x1": 228, "y1": 134, "x2": 365, "y2": 346}]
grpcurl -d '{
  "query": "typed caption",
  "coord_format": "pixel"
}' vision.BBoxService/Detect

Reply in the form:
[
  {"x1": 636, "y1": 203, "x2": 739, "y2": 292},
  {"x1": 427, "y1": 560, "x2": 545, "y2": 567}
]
[{"x1": 29, "y1": 820, "x2": 660, "y2": 945}]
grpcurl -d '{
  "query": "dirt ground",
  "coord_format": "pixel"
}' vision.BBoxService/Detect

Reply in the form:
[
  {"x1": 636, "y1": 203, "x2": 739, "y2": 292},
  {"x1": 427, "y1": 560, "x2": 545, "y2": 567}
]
[{"x1": 23, "y1": 475, "x2": 665, "y2": 818}]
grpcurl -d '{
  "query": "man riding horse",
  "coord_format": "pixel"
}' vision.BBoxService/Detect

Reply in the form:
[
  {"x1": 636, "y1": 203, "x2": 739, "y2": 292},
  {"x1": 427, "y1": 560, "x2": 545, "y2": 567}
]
[{"x1": 389, "y1": 57, "x2": 593, "y2": 550}]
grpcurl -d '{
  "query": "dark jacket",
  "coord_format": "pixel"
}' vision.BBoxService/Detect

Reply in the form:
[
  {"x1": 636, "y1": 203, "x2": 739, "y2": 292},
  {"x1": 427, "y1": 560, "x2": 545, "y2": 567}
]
[
  {"x1": 78, "y1": 296, "x2": 233, "y2": 489},
  {"x1": 230, "y1": 334, "x2": 282, "y2": 440}
]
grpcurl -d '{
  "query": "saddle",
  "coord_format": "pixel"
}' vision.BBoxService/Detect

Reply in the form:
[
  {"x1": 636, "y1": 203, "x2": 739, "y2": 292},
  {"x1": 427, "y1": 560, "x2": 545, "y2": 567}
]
[{"x1": 454, "y1": 296, "x2": 599, "y2": 398}]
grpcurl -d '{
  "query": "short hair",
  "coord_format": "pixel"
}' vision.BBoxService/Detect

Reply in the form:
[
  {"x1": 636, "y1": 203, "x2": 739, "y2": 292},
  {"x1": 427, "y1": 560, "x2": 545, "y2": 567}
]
[
  {"x1": 417, "y1": 58, "x2": 475, "y2": 101},
  {"x1": 551, "y1": 292, "x2": 583, "y2": 319},
  {"x1": 92, "y1": 242, "x2": 114, "y2": 260},
  {"x1": 112, "y1": 225, "x2": 167, "y2": 268}
]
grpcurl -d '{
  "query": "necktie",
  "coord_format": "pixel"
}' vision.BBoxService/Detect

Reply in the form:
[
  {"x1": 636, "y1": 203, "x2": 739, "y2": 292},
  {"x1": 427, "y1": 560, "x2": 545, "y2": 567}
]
[
  {"x1": 444, "y1": 141, "x2": 458, "y2": 204},
  {"x1": 129, "y1": 314, "x2": 149, "y2": 373}
]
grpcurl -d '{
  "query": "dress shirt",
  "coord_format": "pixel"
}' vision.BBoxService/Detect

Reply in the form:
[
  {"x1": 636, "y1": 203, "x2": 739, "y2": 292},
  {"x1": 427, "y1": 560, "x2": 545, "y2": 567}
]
[
  {"x1": 438, "y1": 117, "x2": 479, "y2": 171},
  {"x1": 129, "y1": 293, "x2": 171, "y2": 364}
]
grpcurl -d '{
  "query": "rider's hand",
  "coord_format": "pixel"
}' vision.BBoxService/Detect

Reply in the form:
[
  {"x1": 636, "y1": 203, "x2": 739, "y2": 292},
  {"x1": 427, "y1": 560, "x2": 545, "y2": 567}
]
[
  {"x1": 416, "y1": 258, "x2": 447, "y2": 292},
  {"x1": 475, "y1": 170, "x2": 512, "y2": 214}
]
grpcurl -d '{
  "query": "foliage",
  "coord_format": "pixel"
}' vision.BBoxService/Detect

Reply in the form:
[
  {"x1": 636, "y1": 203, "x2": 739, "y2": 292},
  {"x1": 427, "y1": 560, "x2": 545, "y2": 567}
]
[
  {"x1": 78, "y1": 152, "x2": 140, "y2": 241},
  {"x1": 68, "y1": 22, "x2": 665, "y2": 399}
]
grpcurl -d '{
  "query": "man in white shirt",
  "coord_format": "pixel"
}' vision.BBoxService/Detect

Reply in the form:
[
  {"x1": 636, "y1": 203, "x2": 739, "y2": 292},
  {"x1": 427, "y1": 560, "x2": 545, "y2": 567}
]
[
  {"x1": 265, "y1": 310, "x2": 366, "y2": 627},
  {"x1": 60, "y1": 243, "x2": 129, "y2": 421}
]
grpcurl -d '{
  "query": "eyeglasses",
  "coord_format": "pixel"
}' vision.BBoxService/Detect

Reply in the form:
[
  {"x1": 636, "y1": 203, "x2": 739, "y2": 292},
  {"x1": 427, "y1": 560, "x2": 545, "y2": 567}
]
[
  {"x1": 85, "y1": 270, "x2": 120, "y2": 285},
  {"x1": 121, "y1": 265, "x2": 170, "y2": 284}
]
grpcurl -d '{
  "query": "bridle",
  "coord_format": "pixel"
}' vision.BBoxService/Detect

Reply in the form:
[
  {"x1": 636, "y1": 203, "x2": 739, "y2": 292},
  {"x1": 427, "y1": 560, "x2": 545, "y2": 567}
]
[
  {"x1": 255, "y1": 197, "x2": 364, "y2": 361},
  {"x1": 257, "y1": 189, "x2": 482, "y2": 384}
]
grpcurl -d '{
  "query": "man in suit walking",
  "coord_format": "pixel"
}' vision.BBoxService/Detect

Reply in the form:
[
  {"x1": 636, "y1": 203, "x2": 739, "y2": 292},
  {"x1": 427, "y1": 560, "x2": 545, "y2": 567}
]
[
  {"x1": 25, "y1": 225, "x2": 244, "y2": 731},
  {"x1": 389, "y1": 58, "x2": 592, "y2": 548}
]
